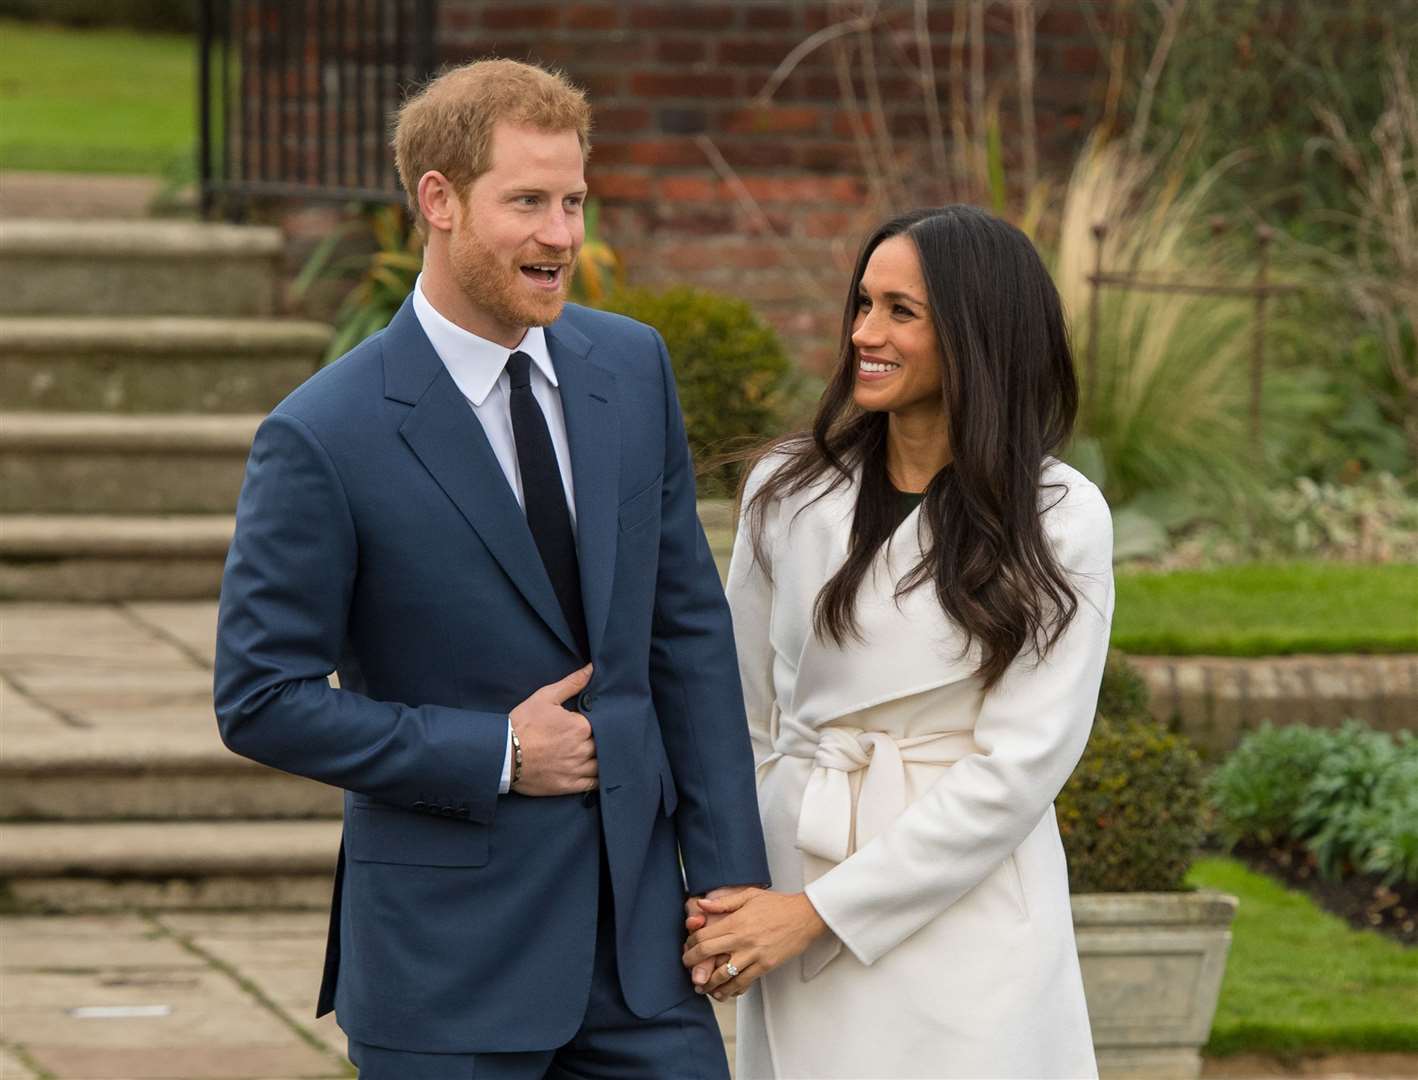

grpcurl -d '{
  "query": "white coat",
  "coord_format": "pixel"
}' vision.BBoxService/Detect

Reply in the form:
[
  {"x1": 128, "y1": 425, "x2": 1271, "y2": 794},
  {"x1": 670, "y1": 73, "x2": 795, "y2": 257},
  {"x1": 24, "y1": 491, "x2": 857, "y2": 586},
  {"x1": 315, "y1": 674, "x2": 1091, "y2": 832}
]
[{"x1": 725, "y1": 456, "x2": 1113, "y2": 1079}]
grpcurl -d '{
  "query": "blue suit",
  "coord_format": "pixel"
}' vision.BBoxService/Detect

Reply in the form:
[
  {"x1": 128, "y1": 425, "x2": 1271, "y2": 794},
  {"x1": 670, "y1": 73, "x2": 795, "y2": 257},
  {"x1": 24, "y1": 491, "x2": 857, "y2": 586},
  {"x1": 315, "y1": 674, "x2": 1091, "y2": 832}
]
[{"x1": 214, "y1": 297, "x2": 770, "y2": 1059}]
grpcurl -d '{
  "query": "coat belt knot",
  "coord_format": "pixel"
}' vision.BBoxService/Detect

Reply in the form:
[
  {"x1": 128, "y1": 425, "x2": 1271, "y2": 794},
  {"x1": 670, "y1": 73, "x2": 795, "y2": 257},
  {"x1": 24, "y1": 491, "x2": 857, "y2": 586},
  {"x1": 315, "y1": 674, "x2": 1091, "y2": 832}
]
[{"x1": 793, "y1": 727, "x2": 975, "y2": 869}]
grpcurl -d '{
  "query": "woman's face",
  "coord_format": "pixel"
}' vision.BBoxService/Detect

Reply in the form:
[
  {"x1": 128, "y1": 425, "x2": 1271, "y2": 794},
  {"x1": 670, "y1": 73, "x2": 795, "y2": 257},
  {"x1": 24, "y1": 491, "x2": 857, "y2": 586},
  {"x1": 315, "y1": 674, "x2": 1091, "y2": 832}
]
[{"x1": 849, "y1": 235, "x2": 946, "y2": 421}]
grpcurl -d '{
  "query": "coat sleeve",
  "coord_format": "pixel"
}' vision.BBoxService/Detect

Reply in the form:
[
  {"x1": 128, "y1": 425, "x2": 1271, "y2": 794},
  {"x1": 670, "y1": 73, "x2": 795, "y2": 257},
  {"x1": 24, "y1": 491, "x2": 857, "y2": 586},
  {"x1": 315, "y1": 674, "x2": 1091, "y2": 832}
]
[
  {"x1": 213, "y1": 410, "x2": 508, "y2": 824},
  {"x1": 803, "y1": 480, "x2": 1114, "y2": 966},
  {"x1": 645, "y1": 332, "x2": 772, "y2": 896},
  {"x1": 723, "y1": 458, "x2": 781, "y2": 768}
]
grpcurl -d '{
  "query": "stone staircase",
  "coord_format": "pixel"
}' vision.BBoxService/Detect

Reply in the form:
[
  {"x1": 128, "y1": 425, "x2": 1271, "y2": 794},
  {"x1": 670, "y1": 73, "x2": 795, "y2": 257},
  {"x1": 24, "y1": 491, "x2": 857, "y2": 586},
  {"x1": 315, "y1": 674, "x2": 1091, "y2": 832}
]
[
  {"x1": 0, "y1": 206, "x2": 340, "y2": 909},
  {"x1": 0, "y1": 219, "x2": 331, "y2": 600}
]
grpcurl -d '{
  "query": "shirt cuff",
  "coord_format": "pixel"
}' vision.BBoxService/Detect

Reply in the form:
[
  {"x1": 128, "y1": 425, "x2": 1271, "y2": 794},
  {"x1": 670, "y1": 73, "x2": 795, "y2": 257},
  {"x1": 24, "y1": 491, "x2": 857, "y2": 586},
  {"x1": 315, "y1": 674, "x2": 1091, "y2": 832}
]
[{"x1": 499, "y1": 719, "x2": 513, "y2": 794}]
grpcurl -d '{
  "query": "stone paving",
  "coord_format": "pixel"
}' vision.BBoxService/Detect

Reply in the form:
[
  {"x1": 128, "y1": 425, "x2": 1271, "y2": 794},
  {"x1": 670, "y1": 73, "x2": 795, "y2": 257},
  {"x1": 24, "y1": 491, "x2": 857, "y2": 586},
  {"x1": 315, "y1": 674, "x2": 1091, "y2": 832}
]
[
  {"x1": 0, "y1": 910, "x2": 743, "y2": 1079},
  {"x1": 4, "y1": 908, "x2": 1417, "y2": 1079},
  {"x1": 1, "y1": 911, "x2": 347, "y2": 1078}
]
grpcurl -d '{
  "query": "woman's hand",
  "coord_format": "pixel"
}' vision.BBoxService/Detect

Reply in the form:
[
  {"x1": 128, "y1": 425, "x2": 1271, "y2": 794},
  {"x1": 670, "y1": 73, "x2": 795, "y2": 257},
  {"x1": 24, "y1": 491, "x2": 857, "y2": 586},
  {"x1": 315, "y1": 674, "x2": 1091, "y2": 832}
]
[
  {"x1": 683, "y1": 888, "x2": 750, "y2": 989},
  {"x1": 681, "y1": 889, "x2": 830, "y2": 1000}
]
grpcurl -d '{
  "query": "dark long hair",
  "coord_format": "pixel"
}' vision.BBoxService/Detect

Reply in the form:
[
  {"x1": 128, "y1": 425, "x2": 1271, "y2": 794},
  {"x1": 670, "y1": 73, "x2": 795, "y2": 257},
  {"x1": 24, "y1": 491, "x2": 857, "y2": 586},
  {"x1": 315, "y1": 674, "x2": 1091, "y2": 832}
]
[{"x1": 740, "y1": 205, "x2": 1081, "y2": 690}]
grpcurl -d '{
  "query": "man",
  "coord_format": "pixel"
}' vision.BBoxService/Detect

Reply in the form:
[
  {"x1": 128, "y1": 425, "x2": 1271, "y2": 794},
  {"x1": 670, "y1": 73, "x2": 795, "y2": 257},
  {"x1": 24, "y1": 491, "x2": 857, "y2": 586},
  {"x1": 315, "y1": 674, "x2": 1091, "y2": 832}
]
[{"x1": 214, "y1": 58, "x2": 769, "y2": 1078}]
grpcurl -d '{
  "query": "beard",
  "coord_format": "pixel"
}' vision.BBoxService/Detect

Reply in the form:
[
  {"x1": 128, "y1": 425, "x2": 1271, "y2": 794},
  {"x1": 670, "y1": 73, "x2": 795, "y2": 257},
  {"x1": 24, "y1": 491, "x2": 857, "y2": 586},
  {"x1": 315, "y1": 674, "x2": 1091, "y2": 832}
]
[{"x1": 449, "y1": 227, "x2": 573, "y2": 333}]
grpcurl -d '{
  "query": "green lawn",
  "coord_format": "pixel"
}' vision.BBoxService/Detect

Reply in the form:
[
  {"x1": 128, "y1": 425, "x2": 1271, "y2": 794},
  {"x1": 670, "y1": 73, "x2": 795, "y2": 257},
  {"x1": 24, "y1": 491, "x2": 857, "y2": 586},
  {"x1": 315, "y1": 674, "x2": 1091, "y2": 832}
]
[
  {"x1": 1187, "y1": 856, "x2": 1418, "y2": 1056},
  {"x1": 1112, "y1": 562, "x2": 1418, "y2": 655},
  {"x1": 0, "y1": 20, "x2": 193, "y2": 174}
]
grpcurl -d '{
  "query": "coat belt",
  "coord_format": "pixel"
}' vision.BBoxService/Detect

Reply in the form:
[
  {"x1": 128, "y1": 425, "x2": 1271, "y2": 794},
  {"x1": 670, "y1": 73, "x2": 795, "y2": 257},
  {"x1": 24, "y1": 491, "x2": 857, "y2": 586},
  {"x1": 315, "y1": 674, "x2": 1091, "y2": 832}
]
[
  {"x1": 771, "y1": 726, "x2": 976, "y2": 867},
  {"x1": 760, "y1": 724, "x2": 977, "y2": 979}
]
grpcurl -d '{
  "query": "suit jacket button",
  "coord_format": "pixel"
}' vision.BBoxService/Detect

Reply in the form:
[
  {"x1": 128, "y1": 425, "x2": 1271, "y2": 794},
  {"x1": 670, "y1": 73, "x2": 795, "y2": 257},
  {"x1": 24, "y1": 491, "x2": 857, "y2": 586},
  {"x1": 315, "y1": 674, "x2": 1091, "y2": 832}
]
[
  {"x1": 412, "y1": 801, "x2": 428, "y2": 811},
  {"x1": 577, "y1": 691, "x2": 594, "y2": 713},
  {"x1": 455, "y1": 807, "x2": 470, "y2": 820}
]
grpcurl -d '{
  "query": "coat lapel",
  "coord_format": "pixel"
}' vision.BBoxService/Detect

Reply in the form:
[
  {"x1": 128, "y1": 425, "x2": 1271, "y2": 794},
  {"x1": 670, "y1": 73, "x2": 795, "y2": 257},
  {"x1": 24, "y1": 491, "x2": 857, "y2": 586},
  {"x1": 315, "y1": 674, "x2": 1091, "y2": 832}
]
[
  {"x1": 783, "y1": 471, "x2": 981, "y2": 729},
  {"x1": 383, "y1": 299, "x2": 579, "y2": 656},
  {"x1": 547, "y1": 319, "x2": 619, "y2": 661}
]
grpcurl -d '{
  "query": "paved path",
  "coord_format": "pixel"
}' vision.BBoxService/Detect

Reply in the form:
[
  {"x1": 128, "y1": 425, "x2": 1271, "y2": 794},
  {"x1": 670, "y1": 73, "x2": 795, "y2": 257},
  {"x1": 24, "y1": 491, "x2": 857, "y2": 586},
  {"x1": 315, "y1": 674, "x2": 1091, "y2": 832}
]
[
  {"x1": 2, "y1": 908, "x2": 1414, "y2": 1079},
  {"x1": 2, "y1": 602, "x2": 221, "y2": 750},
  {"x1": 0, "y1": 910, "x2": 741, "y2": 1079}
]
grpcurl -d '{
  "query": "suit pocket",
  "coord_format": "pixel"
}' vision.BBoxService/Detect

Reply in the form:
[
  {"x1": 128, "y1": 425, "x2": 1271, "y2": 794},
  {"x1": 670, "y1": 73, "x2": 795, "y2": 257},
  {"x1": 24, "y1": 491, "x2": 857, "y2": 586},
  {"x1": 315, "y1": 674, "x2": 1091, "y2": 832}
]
[
  {"x1": 618, "y1": 472, "x2": 663, "y2": 534},
  {"x1": 659, "y1": 764, "x2": 679, "y2": 817},
  {"x1": 345, "y1": 803, "x2": 490, "y2": 867}
]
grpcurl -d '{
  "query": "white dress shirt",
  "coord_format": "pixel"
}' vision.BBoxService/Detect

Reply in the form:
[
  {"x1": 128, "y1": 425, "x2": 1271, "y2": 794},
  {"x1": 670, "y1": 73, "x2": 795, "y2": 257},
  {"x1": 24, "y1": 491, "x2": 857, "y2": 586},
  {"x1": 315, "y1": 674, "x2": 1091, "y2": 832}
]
[{"x1": 411, "y1": 274, "x2": 579, "y2": 793}]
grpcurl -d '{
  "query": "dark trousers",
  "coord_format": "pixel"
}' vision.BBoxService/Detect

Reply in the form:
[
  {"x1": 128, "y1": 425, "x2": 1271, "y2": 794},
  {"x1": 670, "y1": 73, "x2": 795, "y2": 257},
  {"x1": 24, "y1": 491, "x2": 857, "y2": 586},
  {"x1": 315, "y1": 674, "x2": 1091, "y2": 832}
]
[{"x1": 347, "y1": 821, "x2": 728, "y2": 1080}]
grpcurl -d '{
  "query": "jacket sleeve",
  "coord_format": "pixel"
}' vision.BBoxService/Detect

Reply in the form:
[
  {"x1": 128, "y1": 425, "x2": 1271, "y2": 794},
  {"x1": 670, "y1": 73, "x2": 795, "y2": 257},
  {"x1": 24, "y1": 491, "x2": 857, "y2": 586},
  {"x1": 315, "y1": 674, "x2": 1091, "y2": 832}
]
[
  {"x1": 213, "y1": 410, "x2": 507, "y2": 824},
  {"x1": 803, "y1": 481, "x2": 1114, "y2": 965},
  {"x1": 645, "y1": 332, "x2": 772, "y2": 896},
  {"x1": 723, "y1": 458, "x2": 781, "y2": 769}
]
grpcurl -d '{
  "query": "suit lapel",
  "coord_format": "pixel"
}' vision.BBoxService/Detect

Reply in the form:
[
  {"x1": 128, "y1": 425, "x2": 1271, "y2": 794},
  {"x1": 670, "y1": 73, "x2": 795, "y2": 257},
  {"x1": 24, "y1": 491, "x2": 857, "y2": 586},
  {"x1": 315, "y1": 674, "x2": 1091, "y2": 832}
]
[
  {"x1": 383, "y1": 299, "x2": 579, "y2": 656},
  {"x1": 548, "y1": 319, "x2": 619, "y2": 661}
]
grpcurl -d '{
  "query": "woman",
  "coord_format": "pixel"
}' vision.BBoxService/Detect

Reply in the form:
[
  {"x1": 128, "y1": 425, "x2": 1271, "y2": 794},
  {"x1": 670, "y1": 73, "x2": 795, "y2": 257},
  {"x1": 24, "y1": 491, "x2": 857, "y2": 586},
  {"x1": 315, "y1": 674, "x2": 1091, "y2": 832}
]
[{"x1": 681, "y1": 206, "x2": 1112, "y2": 1079}]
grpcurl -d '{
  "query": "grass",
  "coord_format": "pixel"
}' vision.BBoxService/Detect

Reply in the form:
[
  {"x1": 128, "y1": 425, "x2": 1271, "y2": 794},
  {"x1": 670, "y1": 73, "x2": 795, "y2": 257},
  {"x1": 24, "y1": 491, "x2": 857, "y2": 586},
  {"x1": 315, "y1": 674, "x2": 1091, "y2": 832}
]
[
  {"x1": 1187, "y1": 856, "x2": 1418, "y2": 1056},
  {"x1": 0, "y1": 20, "x2": 193, "y2": 175},
  {"x1": 1112, "y1": 562, "x2": 1418, "y2": 655}
]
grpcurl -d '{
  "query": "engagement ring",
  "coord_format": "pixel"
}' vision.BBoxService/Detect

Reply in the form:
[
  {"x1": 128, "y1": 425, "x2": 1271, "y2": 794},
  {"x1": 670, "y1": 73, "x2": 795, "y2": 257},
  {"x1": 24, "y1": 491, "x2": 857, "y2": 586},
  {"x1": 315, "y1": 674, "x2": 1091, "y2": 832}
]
[{"x1": 725, "y1": 961, "x2": 739, "y2": 978}]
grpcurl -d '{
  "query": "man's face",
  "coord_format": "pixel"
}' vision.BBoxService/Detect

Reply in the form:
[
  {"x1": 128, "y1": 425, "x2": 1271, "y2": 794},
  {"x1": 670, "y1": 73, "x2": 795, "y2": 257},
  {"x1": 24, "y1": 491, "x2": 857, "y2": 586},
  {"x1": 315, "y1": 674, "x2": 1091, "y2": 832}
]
[{"x1": 448, "y1": 122, "x2": 586, "y2": 345}]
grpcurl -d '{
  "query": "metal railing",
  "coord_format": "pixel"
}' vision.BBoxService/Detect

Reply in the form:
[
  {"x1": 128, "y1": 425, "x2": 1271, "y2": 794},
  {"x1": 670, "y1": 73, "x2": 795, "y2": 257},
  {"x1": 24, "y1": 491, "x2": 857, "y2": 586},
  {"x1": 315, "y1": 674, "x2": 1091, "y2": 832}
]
[
  {"x1": 198, "y1": 0, "x2": 438, "y2": 218},
  {"x1": 1085, "y1": 220, "x2": 1302, "y2": 455}
]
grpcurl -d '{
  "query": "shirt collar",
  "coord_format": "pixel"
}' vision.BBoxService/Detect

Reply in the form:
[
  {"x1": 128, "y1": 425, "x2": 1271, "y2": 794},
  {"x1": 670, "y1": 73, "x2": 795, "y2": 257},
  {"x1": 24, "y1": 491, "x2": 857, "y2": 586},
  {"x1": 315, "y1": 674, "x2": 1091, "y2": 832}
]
[{"x1": 411, "y1": 273, "x2": 557, "y2": 407}]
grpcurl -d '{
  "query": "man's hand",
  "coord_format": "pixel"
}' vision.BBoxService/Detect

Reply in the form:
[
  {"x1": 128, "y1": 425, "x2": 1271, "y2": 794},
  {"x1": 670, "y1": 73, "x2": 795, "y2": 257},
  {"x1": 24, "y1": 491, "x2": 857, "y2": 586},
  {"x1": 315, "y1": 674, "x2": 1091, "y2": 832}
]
[
  {"x1": 509, "y1": 664, "x2": 597, "y2": 796},
  {"x1": 683, "y1": 890, "x2": 828, "y2": 1000},
  {"x1": 685, "y1": 886, "x2": 763, "y2": 991}
]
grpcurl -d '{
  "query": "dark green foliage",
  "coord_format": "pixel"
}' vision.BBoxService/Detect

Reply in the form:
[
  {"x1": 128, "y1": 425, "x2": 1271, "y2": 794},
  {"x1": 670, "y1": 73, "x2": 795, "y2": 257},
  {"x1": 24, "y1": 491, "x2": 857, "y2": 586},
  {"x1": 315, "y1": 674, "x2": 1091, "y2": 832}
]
[
  {"x1": 1094, "y1": 649, "x2": 1151, "y2": 721},
  {"x1": 1058, "y1": 652, "x2": 1204, "y2": 892},
  {"x1": 1206, "y1": 723, "x2": 1336, "y2": 847},
  {"x1": 0, "y1": 0, "x2": 194, "y2": 31},
  {"x1": 1209, "y1": 721, "x2": 1418, "y2": 886},
  {"x1": 1357, "y1": 755, "x2": 1418, "y2": 886},
  {"x1": 598, "y1": 286, "x2": 797, "y2": 496},
  {"x1": 1128, "y1": 0, "x2": 1416, "y2": 242}
]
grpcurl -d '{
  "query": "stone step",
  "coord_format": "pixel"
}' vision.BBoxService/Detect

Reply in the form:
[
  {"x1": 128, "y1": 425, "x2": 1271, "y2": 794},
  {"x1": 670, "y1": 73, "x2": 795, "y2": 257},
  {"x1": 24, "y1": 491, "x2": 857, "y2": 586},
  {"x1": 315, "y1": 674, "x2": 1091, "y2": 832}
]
[
  {"x1": 0, "y1": 820, "x2": 341, "y2": 911},
  {"x1": 0, "y1": 515, "x2": 234, "y2": 601},
  {"x1": 0, "y1": 221, "x2": 284, "y2": 318},
  {"x1": 0, "y1": 171, "x2": 168, "y2": 220},
  {"x1": 0, "y1": 725, "x2": 341, "y2": 823},
  {"x1": 1129, "y1": 653, "x2": 1418, "y2": 758},
  {"x1": 0, "y1": 316, "x2": 328, "y2": 412},
  {"x1": 0, "y1": 414, "x2": 260, "y2": 514}
]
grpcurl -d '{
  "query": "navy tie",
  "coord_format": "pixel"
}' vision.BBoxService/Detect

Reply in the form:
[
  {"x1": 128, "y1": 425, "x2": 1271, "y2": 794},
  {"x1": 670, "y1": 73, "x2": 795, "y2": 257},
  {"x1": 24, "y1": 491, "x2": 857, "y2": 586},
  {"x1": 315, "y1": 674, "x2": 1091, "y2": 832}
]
[{"x1": 506, "y1": 350, "x2": 588, "y2": 659}]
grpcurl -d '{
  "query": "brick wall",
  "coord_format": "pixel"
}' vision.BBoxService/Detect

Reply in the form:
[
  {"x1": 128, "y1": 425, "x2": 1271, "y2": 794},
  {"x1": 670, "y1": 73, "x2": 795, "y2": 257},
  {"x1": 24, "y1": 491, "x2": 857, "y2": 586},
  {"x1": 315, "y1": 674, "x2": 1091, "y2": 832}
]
[{"x1": 436, "y1": 1, "x2": 1108, "y2": 370}]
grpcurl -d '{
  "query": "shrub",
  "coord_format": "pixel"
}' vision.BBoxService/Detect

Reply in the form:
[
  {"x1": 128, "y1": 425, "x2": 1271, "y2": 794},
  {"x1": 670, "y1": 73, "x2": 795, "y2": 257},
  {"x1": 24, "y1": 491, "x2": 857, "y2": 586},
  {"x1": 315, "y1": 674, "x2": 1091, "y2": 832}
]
[
  {"x1": 1206, "y1": 723, "x2": 1337, "y2": 848},
  {"x1": 1058, "y1": 652, "x2": 1204, "y2": 892},
  {"x1": 1052, "y1": 137, "x2": 1261, "y2": 514},
  {"x1": 1208, "y1": 721, "x2": 1418, "y2": 886},
  {"x1": 598, "y1": 286, "x2": 797, "y2": 496},
  {"x1": 1295, "y1": 724, "x2": 1412, "y2": 879},
  {"x1": 1356, "y1": 747, "x2": 1418, "y2": 886}
]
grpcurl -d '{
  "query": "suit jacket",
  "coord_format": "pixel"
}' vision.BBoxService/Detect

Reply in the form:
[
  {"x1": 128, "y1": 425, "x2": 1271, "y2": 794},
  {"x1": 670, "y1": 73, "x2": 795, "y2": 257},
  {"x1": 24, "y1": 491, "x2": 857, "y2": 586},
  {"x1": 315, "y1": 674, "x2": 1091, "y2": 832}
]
[
  {"x1": 727, "y1": 455, "x2": 1109, "y2": 1078},
  {"x1": 213, "y1": 297, "x2": 770, "y2": 1054}
]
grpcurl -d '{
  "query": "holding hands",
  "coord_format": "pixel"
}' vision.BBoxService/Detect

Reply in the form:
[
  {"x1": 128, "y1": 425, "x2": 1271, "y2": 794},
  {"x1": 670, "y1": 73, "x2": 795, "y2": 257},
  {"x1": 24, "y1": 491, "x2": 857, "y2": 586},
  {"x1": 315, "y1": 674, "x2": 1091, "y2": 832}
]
[{"x1": 682, "y1": 888, "x2": 829, "y2": 1000}]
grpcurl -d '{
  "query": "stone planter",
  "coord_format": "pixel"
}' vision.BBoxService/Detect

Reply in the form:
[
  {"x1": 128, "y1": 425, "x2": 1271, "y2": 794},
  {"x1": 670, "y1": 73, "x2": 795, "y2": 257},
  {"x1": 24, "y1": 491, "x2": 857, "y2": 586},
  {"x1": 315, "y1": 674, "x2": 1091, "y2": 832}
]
[{"x1": 1072, "y1": 890, "x2": 1239, "y2": 1079}]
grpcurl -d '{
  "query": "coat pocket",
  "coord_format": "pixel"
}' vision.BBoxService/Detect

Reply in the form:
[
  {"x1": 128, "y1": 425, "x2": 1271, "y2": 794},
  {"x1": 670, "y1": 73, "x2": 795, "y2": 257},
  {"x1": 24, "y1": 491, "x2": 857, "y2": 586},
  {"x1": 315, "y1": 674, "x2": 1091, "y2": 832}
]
[
  {"x1": 618, "y1": 472, "x2": 663, "y2": 533},
  {"x1": 345, "y1": 803, "x2": 490, "y2": 867},
  {"x1": 1004, "y1": 852, "x2": 1029, "y2": 921}
]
